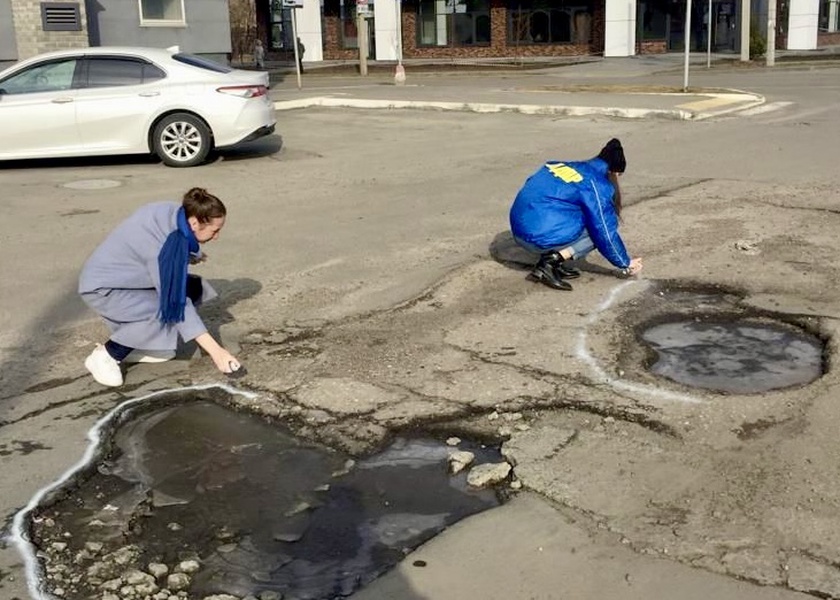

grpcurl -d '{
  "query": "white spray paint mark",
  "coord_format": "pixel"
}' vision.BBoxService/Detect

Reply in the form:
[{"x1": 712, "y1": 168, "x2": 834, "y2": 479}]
[
  {"x1": 576, "y1": 280, "x2": 701, "y2": 404},
  {"x1": 6, "y1": 383, "x2": 259, "y2": 600}
]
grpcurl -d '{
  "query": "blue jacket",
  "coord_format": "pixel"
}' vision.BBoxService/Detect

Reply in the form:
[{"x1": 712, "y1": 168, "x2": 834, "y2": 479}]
[{"x1": 509, "y1": 157, "x2": 630, "y2": 269}]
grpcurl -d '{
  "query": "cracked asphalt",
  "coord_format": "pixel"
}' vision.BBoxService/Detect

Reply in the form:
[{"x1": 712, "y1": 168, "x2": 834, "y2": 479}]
[{"x1": 2, "y1": 63, "x2": 840, "y2": 599}]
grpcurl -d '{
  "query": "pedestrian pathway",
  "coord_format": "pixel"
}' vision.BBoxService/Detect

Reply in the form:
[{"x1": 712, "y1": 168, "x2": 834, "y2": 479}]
[
  {"x1": 271, "y1": 81, "x2": 764, "y2": 121},
  {"x1": 265, "y1": 54, "x2": 784, "y2": 121}
]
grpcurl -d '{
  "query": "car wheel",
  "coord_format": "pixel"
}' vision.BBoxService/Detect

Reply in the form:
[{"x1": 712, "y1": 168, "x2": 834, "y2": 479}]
[{"x1": 152, "y1": 113, "x2": 212, "y2": 168}]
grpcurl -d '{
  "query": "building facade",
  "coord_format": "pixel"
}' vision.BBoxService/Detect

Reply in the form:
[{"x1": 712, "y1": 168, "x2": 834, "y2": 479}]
[
  {"x1": 1, "y1": 0, "x2": 231, "y2": 67},
  {"x1": 256, "y1": 0, "x2": 838, "y2": 67}
]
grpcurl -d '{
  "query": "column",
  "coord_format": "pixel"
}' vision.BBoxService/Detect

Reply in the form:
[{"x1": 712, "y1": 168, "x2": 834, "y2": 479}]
[
  {"x1": 786, "y1": 0, "x2": 818, "y2": 48},
  {"x1": 829, "y1": 0, "x2": 838, "y2": 32},
  {"x1": 374, "y1": 0, "x2": 399, "y2": 60},
  {"x1": 604, "y1": 0, "x2": 637, "y2": 56},
  {"x1": 298, "y1": 0, "x2": 324, "y2": 62}
]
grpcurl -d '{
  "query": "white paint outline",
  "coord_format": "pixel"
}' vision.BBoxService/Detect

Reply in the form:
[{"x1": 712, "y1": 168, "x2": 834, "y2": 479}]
[
  {"x1": 576, "y1": 280, "x2": 702, "y2": 404},
  {"x1": 6, "y1": 383, "x2": 259, "y2": 600}
]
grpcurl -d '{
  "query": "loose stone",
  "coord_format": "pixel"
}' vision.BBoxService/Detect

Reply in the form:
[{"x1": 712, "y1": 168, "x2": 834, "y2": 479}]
[
  {"x1": 101, "y1": 578, "x2": 122, "y2": 591},
  {"x1": 446, "y1": 437, "x2": 461, "y2": 446},
  {"x1": 175, "y1": 560, "x2": 201, "y2": 574},
  {"x1": 467, "y1": 462, "x2": 512, "y2": 488},
  {"x1": 148, "y1": 563, "x2": 169, "y2": 579},
  {"x1": 124, "y1": 569, "x2": 155, "y2": 585},
  {"x1": 448, "y1": 450, "x2": 475, "y2": 474},
  {"x1": 85, "y1": 541, "x2": 104, "y2": 554},
  {"x1": 166, "y1": 572, "x2": 191, "y2": 591}
]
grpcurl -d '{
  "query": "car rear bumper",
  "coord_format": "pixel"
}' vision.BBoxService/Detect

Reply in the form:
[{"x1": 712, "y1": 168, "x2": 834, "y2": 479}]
[{"x1": 221, "y1": 123, "x2": 275, "y2": 148}]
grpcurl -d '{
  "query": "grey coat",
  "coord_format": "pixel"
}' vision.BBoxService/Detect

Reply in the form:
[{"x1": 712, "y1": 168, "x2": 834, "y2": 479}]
[{"x1": 78, "y1": 202, "x2": 216, "y2": 350}]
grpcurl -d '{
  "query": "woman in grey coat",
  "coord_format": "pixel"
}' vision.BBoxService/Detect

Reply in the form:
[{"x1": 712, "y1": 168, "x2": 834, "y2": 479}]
[{"x1": 78, "y1": 187, "x2": 240, "y2": 387}]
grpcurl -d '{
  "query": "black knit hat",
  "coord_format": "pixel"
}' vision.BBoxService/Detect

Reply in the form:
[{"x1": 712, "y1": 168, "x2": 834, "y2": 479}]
[{"x1": 597, "y1": 138, "x2": 626, "y2": 173}]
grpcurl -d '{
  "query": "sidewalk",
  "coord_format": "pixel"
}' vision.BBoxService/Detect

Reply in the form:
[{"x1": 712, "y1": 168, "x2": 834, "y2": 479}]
[
  {"x1": 262, "y1": 47, "x2": 840, "y2": 121},
  {"x1": 266, "y1": 54, "x2": 767, "y2": 121}
]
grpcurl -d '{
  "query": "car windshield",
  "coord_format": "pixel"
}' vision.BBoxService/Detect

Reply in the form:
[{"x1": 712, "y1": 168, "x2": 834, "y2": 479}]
[{"x1": 172, "y1": 53, "x2": 232, "y2": 74}]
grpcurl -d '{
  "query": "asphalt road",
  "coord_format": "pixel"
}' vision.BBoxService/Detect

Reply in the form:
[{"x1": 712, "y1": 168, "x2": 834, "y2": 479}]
[{"x1": 1, "y1": 62, "x2": 839, "y2": 600}]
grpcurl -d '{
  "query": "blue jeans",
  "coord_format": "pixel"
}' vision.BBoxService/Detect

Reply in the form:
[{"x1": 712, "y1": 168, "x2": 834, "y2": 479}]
[{"x1": 514, "y1": 231, "x2": 595, "y2": 260}]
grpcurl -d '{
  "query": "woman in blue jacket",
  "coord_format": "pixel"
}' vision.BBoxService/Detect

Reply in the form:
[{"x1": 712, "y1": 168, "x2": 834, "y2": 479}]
[{"x1": 509, "y1": 138, "x2": 643, "y2": 291}]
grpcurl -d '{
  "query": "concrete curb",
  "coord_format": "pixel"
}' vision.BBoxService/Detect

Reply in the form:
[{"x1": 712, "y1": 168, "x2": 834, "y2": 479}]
[
  {"x1": 273, "y1": 89, "x2": 765, "y2": 121},
  {"x1": 274, "y1": 96, "x2": 692, "y2": 120}
]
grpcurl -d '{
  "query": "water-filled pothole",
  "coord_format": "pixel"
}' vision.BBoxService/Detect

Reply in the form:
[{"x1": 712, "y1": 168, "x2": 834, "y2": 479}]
[
  {"x1": 29, "y1": 400, "x2": 504, "y2": 599},
  {"x1": 642, "y1": 318, "x2": 824, "y2": 394}
]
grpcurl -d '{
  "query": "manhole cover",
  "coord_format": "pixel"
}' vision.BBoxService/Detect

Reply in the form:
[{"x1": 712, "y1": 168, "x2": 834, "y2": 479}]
[
  {"x1": 642, "y1": 319, "x2": 824, "y2": 394},
  {"x1": 61, "y1": 179, "x2": 122, "y2": 190}
]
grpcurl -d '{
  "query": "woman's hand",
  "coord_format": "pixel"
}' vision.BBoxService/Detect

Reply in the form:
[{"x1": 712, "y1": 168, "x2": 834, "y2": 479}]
[
  {"x1": 211, "y1": 349, "x2": 241, "y2": 374},
  {"x1": 619, "y1": 258, "x2": 644, "y2": 277},
  {"x1": 194, "y1": 332, "x2": 240, "y2": 373}
]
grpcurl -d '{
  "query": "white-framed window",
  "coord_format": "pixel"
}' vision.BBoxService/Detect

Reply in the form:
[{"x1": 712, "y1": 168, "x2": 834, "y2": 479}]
[{"x1": 138, "y1": 0, "x2": 186, "y2": 26}]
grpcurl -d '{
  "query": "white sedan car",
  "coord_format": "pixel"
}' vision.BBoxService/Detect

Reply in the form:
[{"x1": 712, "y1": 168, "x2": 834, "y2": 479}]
[{"x1": 0, "y1": 46, "x2": 276, "y2": 167}]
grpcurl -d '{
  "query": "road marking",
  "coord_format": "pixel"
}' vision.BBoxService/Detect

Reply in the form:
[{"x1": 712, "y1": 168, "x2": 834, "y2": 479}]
[
  {"x1": 576, "y1": 280, "x2": 702, "y2": 404},
  {"x1": 9, "y1": 383, "x2": 259, "y2": 600},
  {"x1": 736, "y1": 101, "x2": 794, "y2": 117},
  {"x1": 676, "y1": 93, "x2": 756, "y2": 112}
]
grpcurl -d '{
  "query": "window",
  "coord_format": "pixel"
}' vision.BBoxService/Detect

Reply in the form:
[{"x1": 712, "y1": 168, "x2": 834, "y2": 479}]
[
  {"x1": 819, "y1": 0, "x2": 839, "y2": 31},
  {"x1": 84, "y1": 58, "x2": 166, "y2": 87},
  {"x1": 508, "y1": 0, "x2": 593, "y2": 45},
  {"x1": 41, "y1": 2, "x2": 82, "y2": 31},
  {"x1": 0, "y1": 59, "x2": 78, "y2": 95},
  {"x1": 340, "y1": 0, "x2": 360, "y2": 49},
  {"x1": 138, "y1": 0, "x2": 185, "y2": 25},
  {"x1": 172, "y1": 53, "x2": 233, "y2": 73},
  {"x1": 418, "y1": 0, "x2": 490, "y2": 47},
  {"x1": 639, "y1": 0, "x2": 668, "y2": 40}
]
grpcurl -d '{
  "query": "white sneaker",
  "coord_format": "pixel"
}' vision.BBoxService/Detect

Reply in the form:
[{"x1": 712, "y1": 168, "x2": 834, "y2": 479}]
[
  {"x1": 123, "y1": 349, "x2": 176, "y2": 364},
  {"x1": 84, "y1": 344, "x2": 124, "y2": 387}
]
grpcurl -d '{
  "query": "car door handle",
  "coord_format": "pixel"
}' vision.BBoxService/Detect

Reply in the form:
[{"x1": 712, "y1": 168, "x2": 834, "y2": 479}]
[
  {"x1": 139, "y1": 91, "x2": 160, "y2": 97},
  {"x1": 52, "y1": 97, "x2": 73, "y2": 104}
]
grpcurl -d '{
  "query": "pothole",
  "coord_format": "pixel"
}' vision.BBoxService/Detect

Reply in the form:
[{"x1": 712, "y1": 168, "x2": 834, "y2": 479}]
[
  {"x1": 641, "y1": 316, "x2": 824, "y2": 394},
  {"x1": 61, "y1": 179, "x2": 123, "y2": 190},
  {"x1": 23, "y1": 396, "x2": 507, "y2": 600}
]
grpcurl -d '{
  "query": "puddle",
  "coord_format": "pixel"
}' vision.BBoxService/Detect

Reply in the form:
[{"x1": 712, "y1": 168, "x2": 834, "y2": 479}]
[
  {"x1": 29, "y1": 400, "x2": 503, "y2": 599},
  {"x1": 641, "y1": 319, "x2": 824, "y2": 394}
]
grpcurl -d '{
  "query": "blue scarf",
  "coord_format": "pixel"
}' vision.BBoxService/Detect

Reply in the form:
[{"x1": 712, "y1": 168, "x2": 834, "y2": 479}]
[{"x1": 157, "y1": 207, "x2": 199, "y2": 324}]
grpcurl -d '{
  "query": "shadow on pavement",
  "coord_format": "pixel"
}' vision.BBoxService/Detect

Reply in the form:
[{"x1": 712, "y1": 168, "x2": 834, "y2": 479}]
[
  {"x1": 213, "y1": 134, "x2": 283, "y2": 163},
  {"x1": 0, "y1": 136, "x2": 283, "y2": 171},
  {"x1": 0, "y1": 284, "x2": 91, "y2": 411},
  {"x1": 488, "y1": 230, "x2": 616, "y2": 277}
]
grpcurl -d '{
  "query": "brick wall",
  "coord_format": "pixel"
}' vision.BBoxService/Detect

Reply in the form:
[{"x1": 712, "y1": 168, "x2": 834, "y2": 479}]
[
  {"x1": 818, "y1": 31, "x2": 840, "y2": 46},
  {"x1": 638, "y1": 39, "x2": 666, "y2": 53},
  {"x1": 11, "y1": 0, "x2": 88, "y2": 59},
  {"x1": 324, "y1": 0, "x2": 603, "y2": 60},
  {"x1": 323, "y1": 14, "x2": 359, "y2": 60}
]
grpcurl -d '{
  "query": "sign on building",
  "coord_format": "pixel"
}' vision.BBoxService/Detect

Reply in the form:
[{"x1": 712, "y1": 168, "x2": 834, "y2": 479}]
[
  {"x1": 357, "y1": 0, "x2": 370, "y2": 16},
  {"x1": 281, "y1": 0, "x2": 304, "y2": 8}
]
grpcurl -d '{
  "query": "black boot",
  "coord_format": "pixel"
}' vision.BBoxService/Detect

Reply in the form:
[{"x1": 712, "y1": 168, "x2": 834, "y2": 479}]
[
  {"x1": 554, "y1": 257, "x2": 581, "y2": 279},
  {"x1": 530, "y1": 252, "x2": 573, "y2": 291}
]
